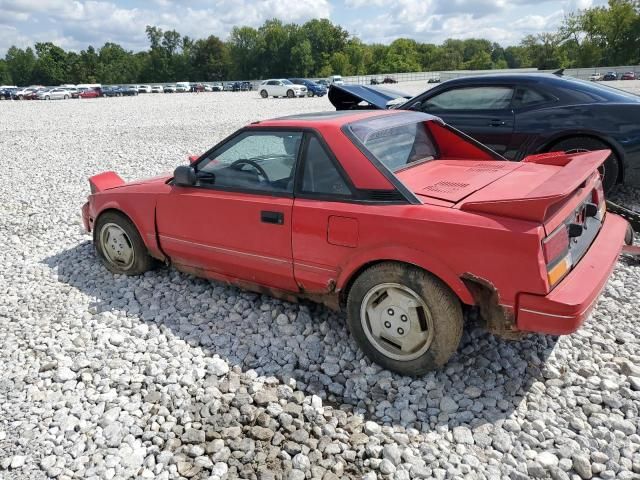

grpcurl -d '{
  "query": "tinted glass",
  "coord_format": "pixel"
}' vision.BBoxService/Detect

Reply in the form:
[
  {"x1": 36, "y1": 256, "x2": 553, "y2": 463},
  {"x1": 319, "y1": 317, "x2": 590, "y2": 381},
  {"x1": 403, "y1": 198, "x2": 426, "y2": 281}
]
[
  {"x1": 425, "y1": 86, "x2": 514, "y2": 110},
  {"x1": 301, "y1": 137, "x2": 351, "y2": 196},
  {"x1": 198, "y1": 131, "x2": 302, "y2": 193},
  {"x1": 349, "y1": 115, "x2": 438, "y2": 172},
  {"x1": 512, "y1": 87, "x2": 553, "y2": 108}
]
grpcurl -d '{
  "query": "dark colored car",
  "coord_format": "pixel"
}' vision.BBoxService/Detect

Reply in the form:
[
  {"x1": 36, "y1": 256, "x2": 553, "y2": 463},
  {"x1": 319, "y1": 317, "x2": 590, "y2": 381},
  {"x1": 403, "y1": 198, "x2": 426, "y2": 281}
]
[
  {"x1": 120, "y1": 86, "x2": 138, "y2": 96},
  {"x1": 289, "y1": 78, "x2": 327, "y2": 97},
  {"x1": 240, "y1": 81, "x2": 253, "y2": 91},
  {"x1": 382, "y1": 77, "x2": 397, "y2": 84},
  {"x1": 328, "y1": 73, "x2": 640, "y2": 192},
  {"x1": 621, "y1": 72, "x2": 636, "y2": 80},
  {"x1": 0, "y1": 87, "x2": 17, "y2": 100},
  {"x1": 102, "y1": 86, "x2": 122, "y2": 97},
  {"x1": 603, "y1": 72, "x2": 617, "y2": 81}
]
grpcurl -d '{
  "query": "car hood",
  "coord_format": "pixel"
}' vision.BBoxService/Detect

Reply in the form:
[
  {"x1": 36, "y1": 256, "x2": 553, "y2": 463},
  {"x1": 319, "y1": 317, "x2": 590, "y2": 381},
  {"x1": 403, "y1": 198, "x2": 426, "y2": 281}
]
[{"x1": 328, "y1": 84, "x2": 412, "y2": 110}]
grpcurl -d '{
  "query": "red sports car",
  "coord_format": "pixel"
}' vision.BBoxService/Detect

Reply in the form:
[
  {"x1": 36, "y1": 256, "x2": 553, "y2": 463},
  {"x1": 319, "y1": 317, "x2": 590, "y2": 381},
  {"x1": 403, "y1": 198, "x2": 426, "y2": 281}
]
[{"x1": 82, "y1": 110, "x2": 632, "y2": 374}]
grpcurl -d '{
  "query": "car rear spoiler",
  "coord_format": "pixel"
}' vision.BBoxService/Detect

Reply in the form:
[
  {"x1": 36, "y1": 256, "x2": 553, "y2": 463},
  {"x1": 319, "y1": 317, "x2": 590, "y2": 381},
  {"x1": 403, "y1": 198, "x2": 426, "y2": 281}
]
[
  {"x1": 459, "y1": 150, "x2": 609, "y2": 222},
  {"x1": 328, "y1": 84, "x2": 412, "y2": 110}
]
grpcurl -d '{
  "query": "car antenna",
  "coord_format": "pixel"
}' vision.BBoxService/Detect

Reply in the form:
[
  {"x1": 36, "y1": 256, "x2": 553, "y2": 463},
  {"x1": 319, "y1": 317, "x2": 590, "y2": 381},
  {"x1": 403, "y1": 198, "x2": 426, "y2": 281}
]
[{"x1": 552, "y1": 68, "x2": 564, "y2": 77}]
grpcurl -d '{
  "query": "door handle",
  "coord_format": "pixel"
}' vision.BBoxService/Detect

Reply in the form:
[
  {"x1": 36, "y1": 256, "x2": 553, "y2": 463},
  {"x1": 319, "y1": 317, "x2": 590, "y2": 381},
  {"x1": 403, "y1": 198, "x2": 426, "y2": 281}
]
[
  {"x1": 489, "y1": 119, "x2": 506, "y2": 126},
  {"x1": 261, "y1": 211, "x2": 284, "y2": 225}
]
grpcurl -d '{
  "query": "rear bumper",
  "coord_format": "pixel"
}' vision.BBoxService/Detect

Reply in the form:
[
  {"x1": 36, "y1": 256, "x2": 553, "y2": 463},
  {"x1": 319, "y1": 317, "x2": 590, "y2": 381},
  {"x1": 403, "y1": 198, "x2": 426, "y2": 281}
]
[
  {"x1": 516, "y1": 213, "x2": 630, "y2": 335},
  {"x1": 82, "y1": 202, "x2": 91, "y2": 232}
]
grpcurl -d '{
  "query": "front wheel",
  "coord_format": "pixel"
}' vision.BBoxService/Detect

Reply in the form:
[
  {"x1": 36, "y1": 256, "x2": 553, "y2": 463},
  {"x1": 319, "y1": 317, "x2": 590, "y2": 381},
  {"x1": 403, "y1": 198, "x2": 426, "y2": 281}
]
[
  {"x1": 550, "y1": 137, "x2": 619, "y2": 193},
  {"x1": 286, "y1": 89, "x2": 294, "y2": 98},
  {"x1": 260, "y1": 90, "x2": 268, "y2": 98},
  {"x1": 347, "y1": 263, "x2": 463, "y2": 376},
  {"x1": 64, "y1": 95, "x2": 69, "y2": 99},
  {"x1": 95, "y1": 211, "x2": 155, "y2": 276}
]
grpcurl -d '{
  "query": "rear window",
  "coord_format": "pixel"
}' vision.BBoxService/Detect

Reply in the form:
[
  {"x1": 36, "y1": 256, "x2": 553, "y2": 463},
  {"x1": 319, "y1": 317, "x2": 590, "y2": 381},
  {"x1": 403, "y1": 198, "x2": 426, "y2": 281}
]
[{"x1": 348, "y1": 113, "x2": 438, "y2": 172}]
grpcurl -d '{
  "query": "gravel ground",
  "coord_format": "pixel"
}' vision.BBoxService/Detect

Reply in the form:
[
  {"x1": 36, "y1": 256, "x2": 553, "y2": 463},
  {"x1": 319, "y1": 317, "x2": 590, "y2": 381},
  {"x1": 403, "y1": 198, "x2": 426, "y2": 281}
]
[{"x1": 0, "y1": 87, "x2": 639, "y2": 480}]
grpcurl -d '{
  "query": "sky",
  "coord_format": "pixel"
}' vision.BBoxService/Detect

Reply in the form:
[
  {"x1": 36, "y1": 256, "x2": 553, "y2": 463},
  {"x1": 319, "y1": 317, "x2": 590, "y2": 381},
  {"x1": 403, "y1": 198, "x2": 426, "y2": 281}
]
[{"x1": 0, "y1": 0, "x2": 608, "y2": 56}]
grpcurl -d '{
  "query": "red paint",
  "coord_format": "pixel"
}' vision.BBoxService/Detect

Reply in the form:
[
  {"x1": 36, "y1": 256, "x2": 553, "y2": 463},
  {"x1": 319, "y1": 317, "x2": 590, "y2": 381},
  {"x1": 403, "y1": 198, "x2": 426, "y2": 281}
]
[
  {"x1": 79, "y1": 89, "x2": 101, "y2": 98},
  {"x1": 83, "y1": 111, "x2": 630, "y2": 338},
  {"x1": 327, "y1": 216, "x2": 358, "y2": 248}
]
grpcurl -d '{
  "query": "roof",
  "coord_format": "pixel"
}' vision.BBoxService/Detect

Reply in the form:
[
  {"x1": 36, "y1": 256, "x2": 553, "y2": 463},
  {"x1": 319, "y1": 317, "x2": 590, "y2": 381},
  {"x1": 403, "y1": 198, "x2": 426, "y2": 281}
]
[{"x1": 252, "y1": 109, "x2": 438, "y2": 129}]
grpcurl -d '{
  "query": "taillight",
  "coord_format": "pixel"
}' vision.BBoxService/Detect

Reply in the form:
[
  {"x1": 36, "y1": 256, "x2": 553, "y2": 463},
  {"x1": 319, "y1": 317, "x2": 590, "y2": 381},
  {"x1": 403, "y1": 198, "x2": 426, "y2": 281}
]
[
  {"x1": 542, "y1": 225, "x2": 569, "y2": 264},
  {"x1": 592, "y1": 180, "x2": 606, "y2": 218},
  {"x1": 542, "y1": 225, "x2": 572, "y2": 287}
]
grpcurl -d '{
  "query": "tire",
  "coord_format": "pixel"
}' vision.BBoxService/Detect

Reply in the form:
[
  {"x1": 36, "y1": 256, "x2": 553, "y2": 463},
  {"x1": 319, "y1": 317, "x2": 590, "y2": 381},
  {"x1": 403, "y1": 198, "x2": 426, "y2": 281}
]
[
  {"x1": 286, "y1": 89, "x2": 294, "y2": 98},
  {"x1": 18, "y1": 95, "x2": 23, "y2": 100},
  {"x1": 260, "y1": 90, "x2": 268, "y2": 98},
  {"x1": 64, "y1": 95, "x2": 69, "y2": 99},
  {"x1": 346, "y1": 262, "x2": 463, "y2": 376},
  {"x1": 307, "y1": 91, "x2": 314, "y2": 97},
  {"x1": 94, "y1": 211, "x2": 155, "y2": 276},
  {"x1": 550, "y1": 137, "x2": 619, "y2": 193},
  {"x1": 45, "y1": 96, "x2": 50, "y2": 100}
]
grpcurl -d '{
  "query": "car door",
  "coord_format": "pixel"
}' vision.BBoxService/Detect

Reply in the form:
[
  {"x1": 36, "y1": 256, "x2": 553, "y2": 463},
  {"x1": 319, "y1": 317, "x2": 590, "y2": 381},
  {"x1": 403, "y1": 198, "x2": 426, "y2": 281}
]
[
  {"x1": 291, "y1": 133, "x2": 361, "y2": 293},
  {"x1": 416, "y1": 85, "x2": 515, "y2": 155},
  {"x1": 155, "y1": 129, "x2": 303, "y2": 291}
]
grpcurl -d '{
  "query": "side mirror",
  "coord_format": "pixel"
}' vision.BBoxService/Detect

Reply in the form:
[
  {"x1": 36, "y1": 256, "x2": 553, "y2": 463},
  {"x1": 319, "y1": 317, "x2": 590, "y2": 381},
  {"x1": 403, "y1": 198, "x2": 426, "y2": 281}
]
[
  {"x1": 188, "y1": 155, "x2": 199, "y2": 164},
  {"x1": 173, "y1": 165, "x2": 196, "y2": 186}
]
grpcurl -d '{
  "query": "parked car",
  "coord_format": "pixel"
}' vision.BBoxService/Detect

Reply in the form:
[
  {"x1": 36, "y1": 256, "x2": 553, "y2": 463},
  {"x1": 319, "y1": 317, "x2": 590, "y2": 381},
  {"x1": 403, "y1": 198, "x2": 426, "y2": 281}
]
[
  {"x1": 82, "y1": 110, "x2": 631, "y2": 375},
  {"x1": 316, "y1": 79, "x2": 329, "y2": 87},
  {"x1": 428, "y1": 77, "x2": 441, "y2": 84},
  {"x1": 621, "y1": 72, "x2": 636, "y2": 80},
  {"x1": 164, "y1": 85, "x2": 176, "y2": 93},
  {"x1": 120, "y1": 86, "x2": 138, "y2": 96},
  {"x1": 102, "y1": 86, "x2": 122, "y2": 97},
  {"x1": 151, "y1": 85, "x2": 164, "y2": 93},
  {"x1": 289, "y1": 78, "x2": 327, "y2": 97},
  {"x1": 0, "y1": 87, "x2": 18, "y2": 100},
  {"x1": 137, "y1": 85, "x2": 152, "y2": 93},
  {"x1": 13, "y1": 87, "x2": 41, "y2": 100},
  {"x1": 328, "y1": 75, "x2": 344, "y2": 85},
  {"x1": 329, "y1": 73, "x2": 640, "y2": 191},
  {"x1": 175, "y1": 82, "x2": 190, "y2": 92},
  {"x1": 210, "y1": 82, "x2": 224, "y2": 91},
  {"x1": 603, "y1": 72, "x2": 617, "y2": 81},
  {"x1": 79, "y1": 88, "x2": 101, "y2": 98},
  {"x1": 382, "y1": 77, "x2": 398, "y2": 84},
  {"x1": 589, "y1": 72, "x2": 602, "y2": 81},
  {"x1": 37, "y1": 88, "x2": 72, "y2": 100},
  {"x1": 63, "y1": 87, "x2": 80, "y2": 98},
  {"x1": 259, "y1": 79, "x2": 307, "y2": 98}
]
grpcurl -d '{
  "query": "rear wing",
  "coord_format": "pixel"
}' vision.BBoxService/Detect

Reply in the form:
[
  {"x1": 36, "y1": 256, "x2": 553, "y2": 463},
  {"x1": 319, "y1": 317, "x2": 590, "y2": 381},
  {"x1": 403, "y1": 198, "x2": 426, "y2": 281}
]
[{"x1": 459, "y1": 150, "x2": 608, "y2": 222}]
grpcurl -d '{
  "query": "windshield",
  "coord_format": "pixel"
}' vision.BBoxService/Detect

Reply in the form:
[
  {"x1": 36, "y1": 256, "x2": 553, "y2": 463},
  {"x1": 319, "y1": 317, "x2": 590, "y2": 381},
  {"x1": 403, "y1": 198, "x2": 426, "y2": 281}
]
[{"x1": 349, "y1": 113, "x2": 438, "y2": 172}]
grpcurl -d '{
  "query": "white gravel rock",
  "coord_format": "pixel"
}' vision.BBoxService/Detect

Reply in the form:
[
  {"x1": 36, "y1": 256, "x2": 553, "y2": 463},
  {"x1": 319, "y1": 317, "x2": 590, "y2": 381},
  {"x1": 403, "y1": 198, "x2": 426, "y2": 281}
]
[{"x1": 0, "y1": 88, "x2": 639, "y2": 480}]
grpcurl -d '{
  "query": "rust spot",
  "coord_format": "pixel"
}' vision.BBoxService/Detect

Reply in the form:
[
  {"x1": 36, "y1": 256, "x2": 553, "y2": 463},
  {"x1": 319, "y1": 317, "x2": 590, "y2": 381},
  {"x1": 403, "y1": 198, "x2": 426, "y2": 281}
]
[
  {"x1": 173, "y1": 263, "x2": 341, "y2": 311},
  {"x1": 462, "y1": 273, "x2": 525, "y2": 340}
]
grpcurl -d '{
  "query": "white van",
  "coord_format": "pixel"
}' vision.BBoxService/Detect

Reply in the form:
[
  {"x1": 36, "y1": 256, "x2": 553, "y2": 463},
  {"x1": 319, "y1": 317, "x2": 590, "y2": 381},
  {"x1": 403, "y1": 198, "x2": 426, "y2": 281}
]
[
  {"x1": 328, "y1": 75, "x2": 344, "y2": 85},
  {"x1": 176, "y1": 81, "x2": 190, "y2": 92}
]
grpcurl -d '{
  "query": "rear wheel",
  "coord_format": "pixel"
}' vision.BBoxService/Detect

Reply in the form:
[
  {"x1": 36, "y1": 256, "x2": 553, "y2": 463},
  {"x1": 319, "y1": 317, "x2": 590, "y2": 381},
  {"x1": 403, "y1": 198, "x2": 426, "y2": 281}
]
[
  {"x1": 64, "y1": 95, "x2": 69, "y2": 99},
  {"x1": 95, "y1": 211, "x2": 155, "y2": 276},
  {"x1": 286, "y1": 89, "x2": 294, "y2": 98},
  {"x1": 260, "y1": 90, "x2": 268, "y2": 98},
  {"x1": 346, "y1": 263, "x2": 463, "y2": 376},
  {"x1": 550, "y1": 137, "x2": 619, "y2": 193}
]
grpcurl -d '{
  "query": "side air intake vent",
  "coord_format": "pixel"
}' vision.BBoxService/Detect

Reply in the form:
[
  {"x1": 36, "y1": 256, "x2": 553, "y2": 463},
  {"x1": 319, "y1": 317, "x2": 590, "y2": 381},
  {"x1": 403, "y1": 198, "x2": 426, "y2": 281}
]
[{"x1": 362, "y1": 190, "x2": 406, "y2": 201}]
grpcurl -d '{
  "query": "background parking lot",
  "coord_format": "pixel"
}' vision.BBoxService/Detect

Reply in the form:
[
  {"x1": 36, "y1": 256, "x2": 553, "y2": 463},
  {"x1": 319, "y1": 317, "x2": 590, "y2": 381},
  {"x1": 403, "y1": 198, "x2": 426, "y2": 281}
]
[{"x1": 0, "y1": 85, "x2": 639, "y2": 479}]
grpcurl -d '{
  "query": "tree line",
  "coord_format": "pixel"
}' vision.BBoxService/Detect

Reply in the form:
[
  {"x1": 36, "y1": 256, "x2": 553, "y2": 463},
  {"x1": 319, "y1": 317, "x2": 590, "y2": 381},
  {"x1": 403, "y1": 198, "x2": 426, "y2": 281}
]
[{"x1": 0, "y1": 0, "x2": 638, "y2": 86}]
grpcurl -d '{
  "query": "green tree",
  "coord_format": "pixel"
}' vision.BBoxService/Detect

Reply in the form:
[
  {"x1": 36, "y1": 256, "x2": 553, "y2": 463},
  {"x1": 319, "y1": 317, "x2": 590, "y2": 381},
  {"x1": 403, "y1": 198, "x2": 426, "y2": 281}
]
[
  {"x1": 5, "y1": 46, "x2": 36, "y2": 85},
  {"x1": 291, "y1": 39, "x2": 314, "y2": 77},
  {"x1": 191, "y1": 35, "x2": 230, "y2": 80},
  {"x1": 0, "y1": 59, "x2": 11, "y2": 84},
  {"x1": 33, "y1": 42, "x2": 69, "y2": 84}
]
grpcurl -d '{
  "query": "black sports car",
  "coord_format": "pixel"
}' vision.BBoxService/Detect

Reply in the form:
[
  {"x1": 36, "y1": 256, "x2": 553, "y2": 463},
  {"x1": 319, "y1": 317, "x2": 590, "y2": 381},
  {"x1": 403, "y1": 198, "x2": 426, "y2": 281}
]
[{"x1": 329, "y1": 73, "x2": 640, "y2": 191}]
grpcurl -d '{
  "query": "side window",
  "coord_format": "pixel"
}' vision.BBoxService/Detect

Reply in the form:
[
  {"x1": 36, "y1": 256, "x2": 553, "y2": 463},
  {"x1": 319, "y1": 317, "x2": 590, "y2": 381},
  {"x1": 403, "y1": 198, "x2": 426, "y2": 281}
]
[
  {"x1": 424, "y1": 86, "x2": 514, "y2": 111},
  {"x1": 512, "y1": 87, "x2": 553, "y2": 108},
  {"x1": 301, "y1": 136, "x2": 351, "y2": 196},
  {"x1": 197, "y1": 131, "x2": 302, "y2": 194}
]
